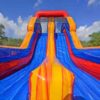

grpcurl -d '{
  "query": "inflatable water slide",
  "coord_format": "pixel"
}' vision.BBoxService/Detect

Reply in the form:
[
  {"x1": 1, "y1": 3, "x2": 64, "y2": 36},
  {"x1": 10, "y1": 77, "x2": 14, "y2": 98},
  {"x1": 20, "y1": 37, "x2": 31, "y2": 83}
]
[{"x1": 0, "y1": 11, "x2": 100, "y2": 100}]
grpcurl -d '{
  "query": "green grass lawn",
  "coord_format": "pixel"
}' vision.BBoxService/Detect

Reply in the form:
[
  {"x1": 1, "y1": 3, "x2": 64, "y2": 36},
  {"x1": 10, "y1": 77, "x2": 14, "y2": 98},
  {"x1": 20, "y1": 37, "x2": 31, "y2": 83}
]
[
  {"x1": 0, "y1": 38, "x2": 23, "y2": 47},
  {"x1": 0, "y1": 38, "x2": 99, "y2": 47},
  {"x1": 0, "y1": 31, "x2": 100, "y2": 48},
  {"x1": 81, "y1": 41, "x2": 100, "y2": 47}
]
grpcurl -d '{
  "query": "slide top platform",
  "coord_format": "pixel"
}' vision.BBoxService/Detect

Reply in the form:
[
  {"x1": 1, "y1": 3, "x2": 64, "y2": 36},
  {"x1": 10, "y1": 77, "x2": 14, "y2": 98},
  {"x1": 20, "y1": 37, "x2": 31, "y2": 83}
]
[{"x1": 35, "y1": 10, "x2": 69, "y2": 17}]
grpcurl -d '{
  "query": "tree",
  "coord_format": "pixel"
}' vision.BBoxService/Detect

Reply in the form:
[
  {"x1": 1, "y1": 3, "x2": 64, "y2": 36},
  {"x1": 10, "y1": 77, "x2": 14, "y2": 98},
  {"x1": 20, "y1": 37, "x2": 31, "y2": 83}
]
[
  {"x1": 0, "y1": 24, "x2": 8, "y2": 45},
  {"x1": 0, "y1": 24, "x2": 5, "y2": 38},
  {"x1": 81, "y1": 32, "x2": 100, "y2": 47},
  {"x1": 89, "y1": 32, "x2": 100, "y2": 46}
]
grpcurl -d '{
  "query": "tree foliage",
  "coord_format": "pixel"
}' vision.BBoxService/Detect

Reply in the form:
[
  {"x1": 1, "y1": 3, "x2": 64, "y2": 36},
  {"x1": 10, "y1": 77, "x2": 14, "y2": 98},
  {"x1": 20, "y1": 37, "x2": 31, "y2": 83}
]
[
  {"x1": 0, "y1": 24, "x2": 5, "y2": 38},
  {"x1": 81, "y1": 32, "x2": 100, "y2": 47},
  {"x1": 0, "y1": 24, "x2": 6, "y2": 45}
]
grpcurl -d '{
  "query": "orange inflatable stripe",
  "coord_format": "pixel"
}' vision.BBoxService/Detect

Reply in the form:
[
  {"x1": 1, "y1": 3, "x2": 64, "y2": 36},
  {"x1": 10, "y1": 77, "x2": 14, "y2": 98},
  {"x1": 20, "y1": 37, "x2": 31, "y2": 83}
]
[
  {"x1": 46, "y1": 18, "x2": 56, "y2": 62},
  {"x1": 66, "y1": 17, "x2": 83, "y2": 49},
  {"x1": 67, "y1": 17, "x2": 100, "y2": 49},
  {"x1": 20, "y1": 17, "x2": 37, "y2": 48}
]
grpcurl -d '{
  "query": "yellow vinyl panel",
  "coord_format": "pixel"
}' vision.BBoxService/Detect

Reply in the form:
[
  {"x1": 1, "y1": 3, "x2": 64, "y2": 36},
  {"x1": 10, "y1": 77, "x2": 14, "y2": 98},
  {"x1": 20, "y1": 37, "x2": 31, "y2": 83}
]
[
  {"x1": 0, "y1": 17, "x2": 37, "y2": 49},
  {"x1": 29, "y1": 60, "x2": 74, "y2": 100},
  {"x1": 46, "y1": 18, "x2": 56, "y2": 62},
  {"x1": 20, "y1": 17, "x2": 37, "y2": 48},
  {"x1": 66, "y1": 17, "x2": 83, "y2": 49},
  {"x1": 29, "y1": 68, "x2": 39, "y2": 100}
]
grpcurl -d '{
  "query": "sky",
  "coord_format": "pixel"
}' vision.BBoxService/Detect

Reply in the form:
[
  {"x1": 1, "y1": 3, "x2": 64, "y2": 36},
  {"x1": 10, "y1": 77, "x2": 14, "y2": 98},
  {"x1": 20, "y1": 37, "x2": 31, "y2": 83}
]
[{"x1": 0, "y1": 0, "x2": 100, "y2": 40}]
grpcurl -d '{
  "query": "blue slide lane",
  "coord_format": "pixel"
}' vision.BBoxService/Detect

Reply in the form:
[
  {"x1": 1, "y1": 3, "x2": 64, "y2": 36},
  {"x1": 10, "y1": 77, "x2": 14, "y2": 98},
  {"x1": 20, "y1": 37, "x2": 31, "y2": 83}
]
[
  {"x1": 0, "y1": 32, "x2": 36, "y2": 62},
  {"x1": 62, "y1": 23, "x2": 100, "y2": 64},
  {"x1": 0, "y1": 34, "x2": 100, "y2": 100},
  {"x1": 0, "y1": 35, "x2": 47, "y2": 100},
  {"x1": 56, "y1": 34, "x2": 100, "y2": 100}
]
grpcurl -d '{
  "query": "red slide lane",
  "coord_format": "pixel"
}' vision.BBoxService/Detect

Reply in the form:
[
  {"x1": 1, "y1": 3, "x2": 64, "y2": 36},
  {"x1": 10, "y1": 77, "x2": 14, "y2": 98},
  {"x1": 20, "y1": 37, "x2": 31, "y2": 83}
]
[
  {"x1": 0, "y1": 34, "x2": 38, "y2": 79},
  {"x1": 63, "y1": 29, "x2": 100, "y2": 80}
]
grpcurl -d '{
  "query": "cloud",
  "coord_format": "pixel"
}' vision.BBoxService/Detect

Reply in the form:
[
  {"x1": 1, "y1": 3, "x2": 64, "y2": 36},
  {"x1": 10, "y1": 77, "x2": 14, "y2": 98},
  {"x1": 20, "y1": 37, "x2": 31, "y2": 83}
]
[
  {"x1": 88, "y1": 0, "x2": 100, "y2": 6},
  {"x1": 0, "y1": 12, "x2": 100, "y2": 42},
  {"x1": 77, "y1": 21, "x2": 100, "y2": 41},
  {"x1": 18, "y1": 16, "x2": 23, "y2": 24},
  {"x1": 34, "y1": 0, "x2": 43, "y2": 8},
  {"x1": 88, "y1": 0, "x2": 96, "y2": 5},
  {"x1": 0, "y1": 12, "x2": 30, "y2": 38}
]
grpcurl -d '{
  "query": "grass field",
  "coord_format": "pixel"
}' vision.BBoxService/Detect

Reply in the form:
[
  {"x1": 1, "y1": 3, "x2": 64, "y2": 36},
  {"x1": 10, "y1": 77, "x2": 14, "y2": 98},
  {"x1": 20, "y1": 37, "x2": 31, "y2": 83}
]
[
  {"x1": 0, "y1": 35, "x2": 100, "y2": 47},
  {"x1": 0, "y1": 38, "x2": 23, "y2": 47},
  {"x1": 81, "y1": 41, "x2": 100, "y2": 47}
]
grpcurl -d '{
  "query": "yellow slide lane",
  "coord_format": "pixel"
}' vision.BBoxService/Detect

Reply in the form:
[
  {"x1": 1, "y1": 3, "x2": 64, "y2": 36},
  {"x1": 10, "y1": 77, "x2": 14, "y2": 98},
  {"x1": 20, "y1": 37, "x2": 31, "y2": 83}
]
[
  {"x1": 29, "y1": 18, "x2": 74, "y2": 100},
  {"x1": 20, "y1": 17, "x2": 37, "y2": 48},
  {"x1": 66, "y1": 17, "x2": 83, "y2": 49},
  {"x1": 67, "y1": 17, "x2": 100, "y2": 49},
  {"x1": 0, "y1": 17, "x2": 37, "y2": 49}
]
